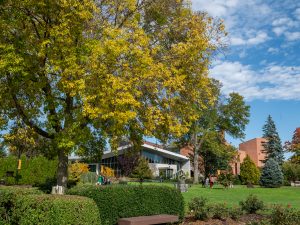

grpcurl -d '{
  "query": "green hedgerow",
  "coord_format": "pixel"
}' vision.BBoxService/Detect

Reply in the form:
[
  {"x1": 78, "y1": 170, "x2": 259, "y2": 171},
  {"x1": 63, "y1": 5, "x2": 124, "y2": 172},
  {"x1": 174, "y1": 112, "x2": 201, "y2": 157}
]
[
  {"x1": 0, "y1": 186, "x2": 100, "y2": 225},
  {"x1": 67, "y1": 184, "x2": 184, "y2": 225}
]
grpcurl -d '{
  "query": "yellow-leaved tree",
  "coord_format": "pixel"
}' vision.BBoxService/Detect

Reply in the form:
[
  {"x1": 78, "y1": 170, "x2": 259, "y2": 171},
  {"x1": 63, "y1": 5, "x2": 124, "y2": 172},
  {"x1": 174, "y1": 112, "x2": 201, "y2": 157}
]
[{"x1": 0, "y1": 0, "x2": 226, "y2": 189}]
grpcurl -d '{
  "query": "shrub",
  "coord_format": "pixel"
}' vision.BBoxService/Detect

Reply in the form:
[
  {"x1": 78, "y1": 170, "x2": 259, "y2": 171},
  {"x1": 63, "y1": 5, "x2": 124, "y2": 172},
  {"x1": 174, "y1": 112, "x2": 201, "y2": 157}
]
[
  {"x1": 282, "y1": 162, "x2": 300, "y2": 183},
  {"x1": 240, "y1": 155, "x2": 260, "y2": 185},
  {"x1": 269, "y1": 205, "x2": 300, "y2": 225},
  {"x1": 0, "y1": 155, "x2": 57, "y2": 186},
  {"x1": 239, "y1": 194, "x2": 264, "y2": 214},
  {"x1": 80, "y1": 172, "x2": 98, "y2": 184},
  {"x1": 228, "y1": 206, "x2": 243, "y2": 220},
  {"x1": 14, "y1": 195, "x2": 100, "y2": 225},
  {"x1": 67, "y1": 184, "x2": 184, "y2": 225},
  {"x1": 210, "y1": 203, "x2": 230, "y2": 220},
  {"x1": 0, "y1": 186, "x2": 42, "y2": 224},
  {"x1": 233, "y1": 175, "x2": 242, "y2": 185},
  {"x1": 260, "y1": 158, "x2": 283, "y2": 188},
  {"x1": 130, "y1": 158, "x2": 153, "y2": 180},
  {"x1": 0, "y1": 186, "x2": 100, "y2": 225},
  {"x1": 217, "y1": 173, "x2": 234, "y2": 188},
  {"x1": 189, "y1": 197, "x2": 242, "y2": 221},
  {"x1": 188, "y1": 197, "x2": 209, "y2": 220},
  {"x1": 68, "y1": 161, "x2": 89, "y2": 183}
]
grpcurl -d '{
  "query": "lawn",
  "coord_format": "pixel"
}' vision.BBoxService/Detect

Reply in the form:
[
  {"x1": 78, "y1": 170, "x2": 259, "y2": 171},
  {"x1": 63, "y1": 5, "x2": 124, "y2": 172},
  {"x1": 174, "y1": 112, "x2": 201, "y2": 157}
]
[
  {"x1": 130, "y1": 182, "x2": 300, "y2": 209},
  {"x1": 183, "y1": 184, "x2": 300, "y2": 209}
]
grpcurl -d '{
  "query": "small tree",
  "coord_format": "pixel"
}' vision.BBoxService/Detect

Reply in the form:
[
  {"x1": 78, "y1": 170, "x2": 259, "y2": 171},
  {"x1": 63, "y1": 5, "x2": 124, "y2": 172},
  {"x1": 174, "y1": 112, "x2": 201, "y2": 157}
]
[
  {"x1": 284, "y1": 127, "x2": 300, "y2": 164},
  {"x1": 240, "y1": 155, "x2": 260, "y2": 185},
  {"x1": 68, "y1": 161, "x2": 89, "y2": 183},
  {"x1": 282, "y1": 162, "x2": 300, "y2": 182},
  {"x1": 217, "y1": 172, "x2": 234, "y2": 188},
  {"x1": 260, "y1": 158, "x2": 283, "y2": 188},
  {"x1": 118, "y1": 149, "x2": 139, "y2": 177},
  {"x1": 131, "y1": 158, "x2": 153, "y2": 181}
]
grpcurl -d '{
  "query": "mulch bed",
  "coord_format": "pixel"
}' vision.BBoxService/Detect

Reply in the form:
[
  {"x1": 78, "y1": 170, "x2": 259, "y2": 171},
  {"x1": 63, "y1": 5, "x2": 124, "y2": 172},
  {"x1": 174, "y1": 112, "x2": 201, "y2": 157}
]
[{"x1": 181, "y1": 214, "x2": 267, "y2": 225}]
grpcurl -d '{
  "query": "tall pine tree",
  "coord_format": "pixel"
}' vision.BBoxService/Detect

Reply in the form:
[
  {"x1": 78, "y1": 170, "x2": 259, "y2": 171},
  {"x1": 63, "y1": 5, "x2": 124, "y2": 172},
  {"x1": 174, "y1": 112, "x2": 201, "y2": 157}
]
[{"x1": 262, "y1": 115, "x2": 284, "y2": 165}]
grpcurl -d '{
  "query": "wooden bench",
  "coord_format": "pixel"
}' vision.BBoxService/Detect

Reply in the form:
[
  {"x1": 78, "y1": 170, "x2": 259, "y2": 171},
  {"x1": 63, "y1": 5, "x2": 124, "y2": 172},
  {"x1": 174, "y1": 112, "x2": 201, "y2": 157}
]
[{"x1": 118, "y1": 214, "x2": 179, "y2": 225}]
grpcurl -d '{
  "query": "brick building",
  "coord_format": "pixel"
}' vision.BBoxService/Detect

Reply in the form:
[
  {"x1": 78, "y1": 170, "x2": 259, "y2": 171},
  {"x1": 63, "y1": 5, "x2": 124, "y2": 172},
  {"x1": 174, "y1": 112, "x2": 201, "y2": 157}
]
[{"x1": 231, "y1": 138, "x2": 267, "y2": 175}]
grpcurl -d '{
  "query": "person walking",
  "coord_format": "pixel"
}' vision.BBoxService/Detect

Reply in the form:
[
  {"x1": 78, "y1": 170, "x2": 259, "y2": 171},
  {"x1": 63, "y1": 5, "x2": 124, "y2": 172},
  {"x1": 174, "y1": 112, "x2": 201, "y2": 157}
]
[{"x1": 209, "y1": 176, "x2": 214, "y2": 188}]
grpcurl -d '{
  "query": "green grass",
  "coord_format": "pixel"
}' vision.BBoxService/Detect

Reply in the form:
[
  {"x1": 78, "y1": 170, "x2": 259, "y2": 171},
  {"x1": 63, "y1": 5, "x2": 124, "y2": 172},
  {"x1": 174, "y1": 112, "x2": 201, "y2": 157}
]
[
  {"x1": 183, "y1": 185, "x2": 300, "y2": 209},
  {"x1": 129, "y1": 182, "x2": 300, "y2": 209}
]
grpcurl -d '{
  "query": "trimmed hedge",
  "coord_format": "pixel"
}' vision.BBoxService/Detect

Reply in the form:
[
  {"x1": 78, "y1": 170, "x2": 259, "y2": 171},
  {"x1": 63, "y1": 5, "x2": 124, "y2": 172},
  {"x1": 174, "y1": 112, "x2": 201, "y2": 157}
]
[
  {"x1": 0, "y1": 187, "x2": 101, "y2": 225},
  {"x1": 67, "y1": 184, "x2": 184, "y2": 225},
  {"x1": 0, "y1": 155, "x2": 57, "y2": 186}
]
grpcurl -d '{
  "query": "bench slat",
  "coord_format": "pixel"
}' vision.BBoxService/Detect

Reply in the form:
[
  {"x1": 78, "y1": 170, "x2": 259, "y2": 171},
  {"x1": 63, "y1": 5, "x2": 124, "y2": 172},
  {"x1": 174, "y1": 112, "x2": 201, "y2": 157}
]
[{"x1": 118, "y1": 214, "x2": 179, "y2": 225}]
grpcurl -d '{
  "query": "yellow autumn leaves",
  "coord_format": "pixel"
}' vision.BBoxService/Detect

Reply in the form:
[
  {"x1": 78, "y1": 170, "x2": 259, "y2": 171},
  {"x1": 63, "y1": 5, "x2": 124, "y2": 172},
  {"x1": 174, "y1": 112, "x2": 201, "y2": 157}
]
[{"x1": 0, "y1": 0, "x2": 227, "y2": 151}]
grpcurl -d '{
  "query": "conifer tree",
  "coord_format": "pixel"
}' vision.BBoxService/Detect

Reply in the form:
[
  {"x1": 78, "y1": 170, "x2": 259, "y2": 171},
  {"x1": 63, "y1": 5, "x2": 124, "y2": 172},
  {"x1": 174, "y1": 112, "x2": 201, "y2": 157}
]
[
  {"x1": 240, "y1": 155, "x2": 260, "y2": 185},
  {"x1": 260, "y1": 158, "x2": 283, "y2": 188},
  {"x1": 262, "y1": 115, "x2": 284, "y2": 165},
  {"x1": 131, "y1": 158, "x2": 153, "y2": 180}
]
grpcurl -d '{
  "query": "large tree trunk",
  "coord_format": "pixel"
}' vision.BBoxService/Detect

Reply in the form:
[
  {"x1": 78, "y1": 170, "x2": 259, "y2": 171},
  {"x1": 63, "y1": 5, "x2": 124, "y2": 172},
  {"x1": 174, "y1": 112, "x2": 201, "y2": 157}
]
[
  {"x1": 193, "y1": 134, "x2": 199, "y2": 184},
  {"x1": 193, "y1": 148, "x2": 199, "y2": 184},
  {"x1": 54, "y1": 150, "x2": 68, "y2": 194}
]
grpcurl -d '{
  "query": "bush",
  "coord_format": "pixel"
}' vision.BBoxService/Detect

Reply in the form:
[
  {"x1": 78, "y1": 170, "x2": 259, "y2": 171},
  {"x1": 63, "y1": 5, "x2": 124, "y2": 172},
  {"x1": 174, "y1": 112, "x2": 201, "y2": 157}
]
[
  {"x1": 282, "y1": 162, "x2": 300, "y2": 183},
  {"x1": 13, "y1": 195, "x2": 100, "y2": 225},
  {"x1": 68, "y1": 161, "x2": 89, "y2": 183},
  {"x1": 130, "y1": 158, "x2": 153, "y2": 180},
  {"x1": 67, "y1": 184, "x2": 184, "y2": 225},
  {"x1": 188, "y1": 197, "x2": 242, "y2": 221},
  {"x1": 0, "y1": 186, "x2": 43, "y2": 224},
  {"x1": 210, "y1": 203, "x2": 229, "y2": 220},
  {"x1": 239, "y1": 194, "x2": 264, "y2": 214},
  {"x1": 269, "y1": 205, "x2": 300, "y2": 225},
  {"x1": 80, "y1": 172, "x2": 98, "y2": 184},
  {"x1": 217, "y1": 173, "x2": 234, "y2": 188},
  {"x1": 260, "y1": 158, "x2": 283, "y2": 188},
  {"x1": 0, "y1": 155, "x2": 57, "y2": 186},
  {"x1": 228, "y1": 206, "x2": 243, "y2": 220},
  {"x1": 240, "y1": 155, "x2": 260, "y2": 185},
  {"x1": 0, "y1": 186, "x2": 100, "y2": 225},
  {"x1": 233, "y1": 175, "x2": 242, "y2": 185},
  {"x1": 188, "y1": 197, "x2": 209, "y2": 220}
]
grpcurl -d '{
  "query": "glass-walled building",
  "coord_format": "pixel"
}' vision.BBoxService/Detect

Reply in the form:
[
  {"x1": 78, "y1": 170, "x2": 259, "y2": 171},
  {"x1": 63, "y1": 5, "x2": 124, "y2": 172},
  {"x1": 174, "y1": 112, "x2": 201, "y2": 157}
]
[{"x1": 70, "y1": 141, "x2": 191, "y2": 178}]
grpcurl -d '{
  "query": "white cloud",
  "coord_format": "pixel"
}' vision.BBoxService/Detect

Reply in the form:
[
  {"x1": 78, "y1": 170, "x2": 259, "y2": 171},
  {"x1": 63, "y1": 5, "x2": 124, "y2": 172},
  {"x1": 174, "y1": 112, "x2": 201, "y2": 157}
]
[
  {"x1": 294, "y1": 8, "x2": 300, "y2": 20},
  {"x1": 210, "y1": 61, "x2": 300, "y2": 101},
  {"x1": 267, "y1": 47, "x2": 279, "y2": 54},
  {"x1": 272, "y1": 27, "x2": 287, "y2": 36},
  {"x1": 231, "y1": 31, "x2": 269, "y2": 46},
  {"x1": 272, "y1": 17, "x2": 297, "y2": 27},
  {"x1": 192, "y1": 0, "x2": 272, "y2": 47},
  {"x1": 285, "y1": 32, "x2": 300, "y2": 41},
  {"x1": 271, "y1": 16, "x2": 299, "y2": 41}
]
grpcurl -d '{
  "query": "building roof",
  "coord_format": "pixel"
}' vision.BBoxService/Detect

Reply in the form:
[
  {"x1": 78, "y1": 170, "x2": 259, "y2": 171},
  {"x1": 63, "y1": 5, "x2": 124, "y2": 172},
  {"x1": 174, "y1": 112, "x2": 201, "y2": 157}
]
[
  {"x1": 69, "y1": 141, "x2": 189, "y2": 162},
  {"x1": 102, "y1": 142, "x2": 189, "y2": 162}
]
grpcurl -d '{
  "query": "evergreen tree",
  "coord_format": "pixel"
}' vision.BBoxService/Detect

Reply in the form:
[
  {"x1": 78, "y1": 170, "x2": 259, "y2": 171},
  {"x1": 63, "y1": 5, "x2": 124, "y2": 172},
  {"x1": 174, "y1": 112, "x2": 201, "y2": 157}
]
[
  {"x1": 131, "y1": 158, "x2": 153, "y2": 180},
  {"x1": 240, "y1": 155, "x2": 260, "y2": 185},
  {"x1": 260, "y1": 158, "x2": 283, "y2": 188},
  {"x1": 262, "y1": 115, "x2": 284, "y2": 165}
]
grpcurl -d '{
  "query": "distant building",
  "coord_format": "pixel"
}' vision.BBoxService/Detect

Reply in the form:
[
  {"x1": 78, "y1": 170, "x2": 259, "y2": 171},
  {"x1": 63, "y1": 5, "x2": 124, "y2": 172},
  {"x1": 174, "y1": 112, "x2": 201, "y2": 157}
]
[
  {"x1": 231, "y1": 138, "x2": 267, "y2": 175},
  {"x1": 69, "y1": 141, "x2": 191, "y2": 178}
]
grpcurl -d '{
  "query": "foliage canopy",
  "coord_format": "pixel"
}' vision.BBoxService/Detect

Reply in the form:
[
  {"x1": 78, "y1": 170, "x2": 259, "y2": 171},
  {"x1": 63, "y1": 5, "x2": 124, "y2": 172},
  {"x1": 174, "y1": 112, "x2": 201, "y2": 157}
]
[{"x1": 0, "y1": 0, "x2": 226, "y2": 186}]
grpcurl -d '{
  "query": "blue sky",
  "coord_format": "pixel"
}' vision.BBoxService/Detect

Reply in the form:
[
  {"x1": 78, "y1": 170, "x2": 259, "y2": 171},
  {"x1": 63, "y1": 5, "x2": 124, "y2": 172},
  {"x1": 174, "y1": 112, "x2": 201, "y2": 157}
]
[{"x1": 192, "y1": 0, "x2": 300, "y2": 149}]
